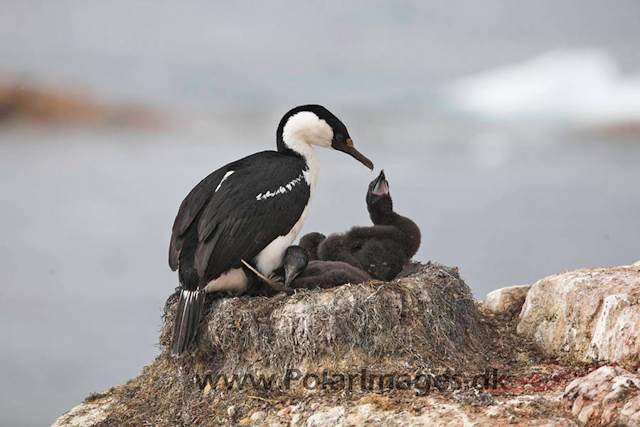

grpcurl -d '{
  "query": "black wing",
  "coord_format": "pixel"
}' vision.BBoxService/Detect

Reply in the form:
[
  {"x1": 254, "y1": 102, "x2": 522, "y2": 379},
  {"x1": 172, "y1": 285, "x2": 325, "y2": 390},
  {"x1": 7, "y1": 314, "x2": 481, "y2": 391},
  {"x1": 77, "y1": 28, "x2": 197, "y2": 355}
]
[
  {"x1": 168, "y1": 163, "x2": 233, "y2": 271},
  {"x1": 169, "y1": 151, "x2": 310, "y2": 282}
]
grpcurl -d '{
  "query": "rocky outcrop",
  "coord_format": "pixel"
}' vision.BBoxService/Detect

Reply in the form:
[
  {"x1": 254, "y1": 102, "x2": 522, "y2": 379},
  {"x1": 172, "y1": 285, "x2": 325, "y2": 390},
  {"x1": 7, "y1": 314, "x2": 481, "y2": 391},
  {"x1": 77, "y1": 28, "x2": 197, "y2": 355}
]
[
  {"x1": 564, "y1": 365, "x2": 640, "y2": 425},
  {"x1": 230, "y1": 393, "x2": 574, "y2": 426},
  {"x1": 51, "y1": 395, "x2": 114, "y2": 427},
  {"x1": 53, "y1": 262, "x2": 640, "y2": 426},
  {"x1": 517, "y1": 264, "x2": 640, "y2": 365},
  {"x1": 484, "y1": 284, "x2": 531, "y2": 315},
  {"x1": 54, "y1": 264, "x2": 499, "y2": 426},
  {"x1": 0, "y1": 78, "x2": 163, "y2": 127}
]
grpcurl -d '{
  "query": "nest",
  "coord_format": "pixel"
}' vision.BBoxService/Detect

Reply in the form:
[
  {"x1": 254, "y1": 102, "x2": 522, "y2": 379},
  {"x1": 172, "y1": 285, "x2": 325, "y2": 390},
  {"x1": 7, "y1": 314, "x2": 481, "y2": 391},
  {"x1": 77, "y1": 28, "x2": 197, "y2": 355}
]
[{"x1": 87, "y1": 262, "x2": 501, "y2": 426}]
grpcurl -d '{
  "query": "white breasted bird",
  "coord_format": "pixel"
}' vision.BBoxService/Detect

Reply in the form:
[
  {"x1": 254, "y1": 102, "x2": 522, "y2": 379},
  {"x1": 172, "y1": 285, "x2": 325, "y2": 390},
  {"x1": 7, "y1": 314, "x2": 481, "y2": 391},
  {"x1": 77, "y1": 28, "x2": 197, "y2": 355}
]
[{"x1": 168, "y1": 104, "x2": 374, "y2": 355}]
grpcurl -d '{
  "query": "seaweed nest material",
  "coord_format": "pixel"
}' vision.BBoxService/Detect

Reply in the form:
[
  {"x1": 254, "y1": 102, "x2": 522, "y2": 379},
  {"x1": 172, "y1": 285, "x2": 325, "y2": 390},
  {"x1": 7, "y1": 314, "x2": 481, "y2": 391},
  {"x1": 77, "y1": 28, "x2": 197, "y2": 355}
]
[{"x1": 67, "y1": 263, "x2": 506, "y2": 426}]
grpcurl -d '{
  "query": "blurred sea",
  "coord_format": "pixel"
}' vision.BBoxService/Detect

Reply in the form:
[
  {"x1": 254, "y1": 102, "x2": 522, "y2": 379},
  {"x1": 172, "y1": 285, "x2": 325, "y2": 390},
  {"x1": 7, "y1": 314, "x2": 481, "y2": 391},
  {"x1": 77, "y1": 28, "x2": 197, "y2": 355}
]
[{"x1": 1, "y1": 1, "x2": 640, "y2": 426}]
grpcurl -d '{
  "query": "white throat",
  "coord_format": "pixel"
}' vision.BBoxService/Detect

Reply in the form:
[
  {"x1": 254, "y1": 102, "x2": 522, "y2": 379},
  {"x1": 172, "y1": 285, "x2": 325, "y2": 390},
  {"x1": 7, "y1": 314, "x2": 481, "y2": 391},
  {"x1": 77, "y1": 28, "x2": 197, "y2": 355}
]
[
  {"x1": 251, "y1": 112, "x2": 332, "y2": 276},
  {"x1": 282, "y1": 111, "x2": 333, "y2": 195}
]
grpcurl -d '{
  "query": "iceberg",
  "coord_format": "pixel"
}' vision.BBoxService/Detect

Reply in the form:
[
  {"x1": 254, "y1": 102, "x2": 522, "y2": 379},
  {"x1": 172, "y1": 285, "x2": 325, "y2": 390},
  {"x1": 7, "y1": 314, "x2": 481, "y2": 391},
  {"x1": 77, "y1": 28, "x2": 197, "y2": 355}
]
[{"x1": 444, "y1": 49, "x2": 640, "y2": 125}]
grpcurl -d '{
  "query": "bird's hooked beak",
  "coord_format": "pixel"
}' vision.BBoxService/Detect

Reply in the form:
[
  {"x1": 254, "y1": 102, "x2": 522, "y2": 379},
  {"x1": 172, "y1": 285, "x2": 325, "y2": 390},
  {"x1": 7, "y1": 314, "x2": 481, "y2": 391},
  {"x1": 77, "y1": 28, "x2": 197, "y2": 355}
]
[
  {"x1": 284, "y1": 265, "x2": 301, "y2": 288},
  {"x1": 372, "y1": 169, "x2": 389, "y2": 196},
  {"x1": 336, "y1": 138, "x2": 374, "y2": 170}
]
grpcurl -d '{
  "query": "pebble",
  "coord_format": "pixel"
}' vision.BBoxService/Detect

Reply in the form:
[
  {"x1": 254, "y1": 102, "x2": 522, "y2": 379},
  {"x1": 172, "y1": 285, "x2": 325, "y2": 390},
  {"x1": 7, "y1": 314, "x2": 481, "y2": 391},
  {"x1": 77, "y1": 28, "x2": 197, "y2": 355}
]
[
  {"x1": 227, "y1": 405, "x2": 236, "y2": 418},
  {"x1": 290, "y1": 413, "x2": 301, "y2": 425},
  {"x1": 251, "y1": 411, "x2": 267, "y2": 422},
  {"x1": 278, "y1": 406, "x2": 292, "y2": 417}
]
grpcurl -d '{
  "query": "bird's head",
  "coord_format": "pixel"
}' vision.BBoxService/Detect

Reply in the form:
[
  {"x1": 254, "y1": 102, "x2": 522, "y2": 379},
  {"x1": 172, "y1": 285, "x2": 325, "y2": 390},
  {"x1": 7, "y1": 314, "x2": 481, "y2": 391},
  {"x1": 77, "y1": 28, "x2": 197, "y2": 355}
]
[
  {"x1": 298, "y1": 232, "x2": 326, "y2": 260},
  {"x1": 283, "y1": 245, "x2": 310, "y2": 288},
  {"x1": 366, "y1": 169, "x2": 393, "y2": 221},
  {"x1": 277, "y1": 105, "x2": 374, "y2": 169}
]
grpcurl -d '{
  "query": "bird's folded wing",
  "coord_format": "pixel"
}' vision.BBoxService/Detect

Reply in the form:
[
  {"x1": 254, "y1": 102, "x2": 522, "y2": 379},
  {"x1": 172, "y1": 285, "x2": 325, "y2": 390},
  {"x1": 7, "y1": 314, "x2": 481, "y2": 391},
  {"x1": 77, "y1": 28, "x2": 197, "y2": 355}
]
[
  {"x1": 195, "y1": 166, "x2": 310, "y2": 278},
  {"x1": 169, "y1": 152, "x2": 310, "y2": 280},
  {"x1": 168, "y1": 166, "x2": 230, "y2": 270}
]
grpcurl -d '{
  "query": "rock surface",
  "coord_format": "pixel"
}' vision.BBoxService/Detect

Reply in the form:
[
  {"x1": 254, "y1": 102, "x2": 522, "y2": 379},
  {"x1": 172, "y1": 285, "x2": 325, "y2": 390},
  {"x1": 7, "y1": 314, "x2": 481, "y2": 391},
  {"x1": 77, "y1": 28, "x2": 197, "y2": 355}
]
[
  {"x1": 564, "y1": 365, "x2": 640, "y2": 426},
  {"x1": 52, "y1": 262, "x2": 640, "y2": 426},
  {"x1": 55, "y1": 388, "x2": 581, "y2": 427},
  {"x1": 518, "y1": 264, "x2": 640, "y2": 365},
  {"x1": 0, "y1": 77, "x2": 163, "y2": 127},
  {"x1": 51, "y1": 395, "x2": 114, "y2": 427},
  {"x1": 484, "y1": 284, "x2": 531, "y2": 315}
]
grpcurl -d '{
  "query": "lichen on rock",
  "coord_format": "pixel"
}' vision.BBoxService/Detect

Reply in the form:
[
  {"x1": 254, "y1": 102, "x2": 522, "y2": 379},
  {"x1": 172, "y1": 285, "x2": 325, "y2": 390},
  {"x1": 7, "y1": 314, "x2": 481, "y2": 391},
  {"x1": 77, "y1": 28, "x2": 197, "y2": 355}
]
[{"x1": 563, "y1": 365, "x2": 640, "y2": 425}]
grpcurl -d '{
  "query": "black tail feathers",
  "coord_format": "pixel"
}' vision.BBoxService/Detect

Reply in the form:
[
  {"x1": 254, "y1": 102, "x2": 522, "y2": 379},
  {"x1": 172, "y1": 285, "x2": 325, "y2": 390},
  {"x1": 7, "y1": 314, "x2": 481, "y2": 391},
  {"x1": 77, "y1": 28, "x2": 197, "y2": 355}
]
[{"x1": 171, "y1": 288, "x2": 206, "y2": 356}]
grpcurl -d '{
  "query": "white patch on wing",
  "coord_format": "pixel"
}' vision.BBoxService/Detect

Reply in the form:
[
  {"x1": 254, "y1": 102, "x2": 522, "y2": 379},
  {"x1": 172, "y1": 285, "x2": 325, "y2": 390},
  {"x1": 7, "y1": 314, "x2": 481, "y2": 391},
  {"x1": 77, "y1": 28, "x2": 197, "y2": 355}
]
[
  {"x1": 215, "y1": 170, "x2": 235, "y2": 192},
  {"x1": 302, "y1": 169, "x2": 312, "y2": 185},
  {"x1": 256, "y1": 171, "x2": 310, "y2": 201},
  {"x1": 204, "y1": 268, "x2": 248, "y2": 294}
]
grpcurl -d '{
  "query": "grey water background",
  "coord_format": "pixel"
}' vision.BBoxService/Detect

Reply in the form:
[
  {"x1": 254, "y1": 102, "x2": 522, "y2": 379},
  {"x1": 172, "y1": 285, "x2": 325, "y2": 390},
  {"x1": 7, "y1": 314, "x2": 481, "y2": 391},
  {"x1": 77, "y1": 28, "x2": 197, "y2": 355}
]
[{"x1": 1, "y1": 1, "x2": 640, "y2": 426}]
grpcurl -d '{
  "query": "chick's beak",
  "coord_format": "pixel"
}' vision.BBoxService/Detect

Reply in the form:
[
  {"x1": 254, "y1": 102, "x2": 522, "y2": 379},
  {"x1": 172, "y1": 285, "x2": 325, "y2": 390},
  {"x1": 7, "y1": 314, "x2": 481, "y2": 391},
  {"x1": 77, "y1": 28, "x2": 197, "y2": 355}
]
[
  {"x1": 284, "y1": 266, "x2": 299, "y2": 288},
  {"x1": 337, "y1": 138, "x2": 374, "y2": 170},
  {"x1": 372, "y1": 169, "x2": 389, "y2": 195}
]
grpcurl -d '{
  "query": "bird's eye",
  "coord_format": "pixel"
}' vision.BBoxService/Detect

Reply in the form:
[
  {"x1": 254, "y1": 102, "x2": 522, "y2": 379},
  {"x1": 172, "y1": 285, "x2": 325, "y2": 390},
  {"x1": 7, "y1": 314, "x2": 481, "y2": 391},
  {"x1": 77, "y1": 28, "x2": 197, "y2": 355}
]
[{"x1": 336, "y1": 134, "x2": 344, "y2": 142}]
